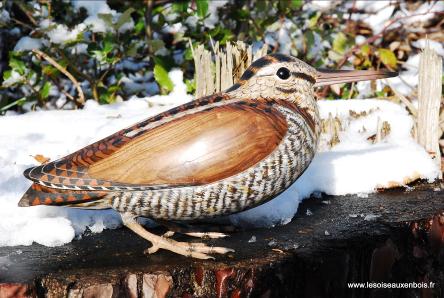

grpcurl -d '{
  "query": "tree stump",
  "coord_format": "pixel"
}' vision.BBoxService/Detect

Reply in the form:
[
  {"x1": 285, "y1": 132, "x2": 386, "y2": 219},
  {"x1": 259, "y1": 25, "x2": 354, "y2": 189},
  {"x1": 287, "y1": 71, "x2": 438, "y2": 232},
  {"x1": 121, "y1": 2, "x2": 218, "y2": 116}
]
[{"x1": 1, "y1": 182, "x2": 443, "y2": 297}]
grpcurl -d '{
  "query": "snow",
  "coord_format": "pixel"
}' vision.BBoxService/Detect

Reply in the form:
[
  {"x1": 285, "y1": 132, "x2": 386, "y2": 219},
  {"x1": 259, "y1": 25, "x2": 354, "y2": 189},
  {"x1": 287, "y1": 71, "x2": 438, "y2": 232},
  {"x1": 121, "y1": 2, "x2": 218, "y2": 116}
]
[
  {"x1": 72, "y1": 0, "x2": 134, "y2": 33},
  {"x1": 0, "y1": 9, "x2": 10, "y2": 23},
  {"x1": 47, "y1": 24, "x2": 86, "y2": 44},
  {"x1": 412, "y1": 39, "x2": 444, "y2": 57},
  {"x1": 347, "y1": 1, "x2": 396, "y2": 33},
  {"x1": 204, "y1": 1, "x2": 228, "y2": 29},
  {"x1": 14, "y1": 37, "x2": 44, "y2": 52},
  {"x1": 0, "y1": 71, "x2": 440, "y2": 247},
  {"x1": 72, "y1": 0, "x2": 112, "y2": 16},
  {"x1": 396, "y1": 1, "x2": 444, "y2": 26}
]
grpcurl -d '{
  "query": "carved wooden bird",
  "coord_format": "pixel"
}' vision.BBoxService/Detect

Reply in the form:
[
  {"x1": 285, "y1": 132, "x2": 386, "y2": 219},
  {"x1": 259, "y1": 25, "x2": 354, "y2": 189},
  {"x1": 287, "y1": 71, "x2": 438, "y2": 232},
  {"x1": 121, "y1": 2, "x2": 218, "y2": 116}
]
[{"x1": 18, "y1": 54, "x2": 396, "y2": 259}]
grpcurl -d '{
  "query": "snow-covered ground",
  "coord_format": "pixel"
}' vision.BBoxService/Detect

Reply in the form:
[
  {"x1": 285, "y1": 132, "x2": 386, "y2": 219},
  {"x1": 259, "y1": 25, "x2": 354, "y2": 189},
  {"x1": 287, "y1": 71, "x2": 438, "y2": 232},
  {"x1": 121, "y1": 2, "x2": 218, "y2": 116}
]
[{"x1": 0, "y1": 70, "x2": 439, "y2": 247}]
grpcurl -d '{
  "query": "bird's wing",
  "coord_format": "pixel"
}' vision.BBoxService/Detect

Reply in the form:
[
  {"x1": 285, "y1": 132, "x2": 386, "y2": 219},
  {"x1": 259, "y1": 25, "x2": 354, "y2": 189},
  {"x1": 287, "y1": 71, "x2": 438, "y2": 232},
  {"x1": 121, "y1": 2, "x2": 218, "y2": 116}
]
[{"x1": 21, "y1": 96, "x2": 288, "y2": 206}]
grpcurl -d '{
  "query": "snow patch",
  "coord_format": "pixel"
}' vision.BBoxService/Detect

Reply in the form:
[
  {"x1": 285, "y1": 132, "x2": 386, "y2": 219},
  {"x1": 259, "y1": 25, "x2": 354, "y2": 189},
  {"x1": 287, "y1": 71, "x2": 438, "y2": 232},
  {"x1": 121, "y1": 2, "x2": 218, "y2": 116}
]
[
  {"x1": 0, "y1": 70, "x2": 191, "y2": 248},
  {"x1": 14, "y1": 37, "x2": 44, "y2": 51},
  {"x1": 47, "y1": 24, "x2": 86, "y2": 44},
  {"x1": 72, "y1": 0, "x2": 134, "y2": 33}
]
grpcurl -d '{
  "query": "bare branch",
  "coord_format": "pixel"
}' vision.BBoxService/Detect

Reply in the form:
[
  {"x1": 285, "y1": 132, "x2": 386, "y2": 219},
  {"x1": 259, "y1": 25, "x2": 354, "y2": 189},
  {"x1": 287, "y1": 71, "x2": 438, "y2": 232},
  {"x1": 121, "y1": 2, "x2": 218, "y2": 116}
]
[{"x1": 32, "y1": 49, "x2": 85, "y2": 105}]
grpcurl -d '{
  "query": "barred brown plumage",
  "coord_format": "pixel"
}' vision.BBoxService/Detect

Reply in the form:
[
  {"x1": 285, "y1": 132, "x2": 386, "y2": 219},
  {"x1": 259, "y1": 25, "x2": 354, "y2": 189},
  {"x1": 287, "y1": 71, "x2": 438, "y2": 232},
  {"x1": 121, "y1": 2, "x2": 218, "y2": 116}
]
[{"x1": 18, "y1": 54, "x2": 397, "y2": 259}]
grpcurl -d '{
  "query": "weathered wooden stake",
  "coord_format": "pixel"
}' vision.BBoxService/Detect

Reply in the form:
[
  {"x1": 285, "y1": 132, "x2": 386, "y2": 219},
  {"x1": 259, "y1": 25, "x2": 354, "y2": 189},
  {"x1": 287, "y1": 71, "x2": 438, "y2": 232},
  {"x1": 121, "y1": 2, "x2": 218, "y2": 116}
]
[
  {"x1": 192, "y1": 41, "x2": 268, "y2": 98},
  {"x1": 416, "y1": 42, "x2": 443, "y2": 177}
]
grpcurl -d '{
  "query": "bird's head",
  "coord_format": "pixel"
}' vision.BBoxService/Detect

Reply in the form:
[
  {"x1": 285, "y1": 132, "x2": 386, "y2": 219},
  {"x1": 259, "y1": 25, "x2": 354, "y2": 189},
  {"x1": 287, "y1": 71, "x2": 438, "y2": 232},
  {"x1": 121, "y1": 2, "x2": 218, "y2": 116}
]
[{"x1": 227, "y1": 53, "x2": 397, "y2": 101}]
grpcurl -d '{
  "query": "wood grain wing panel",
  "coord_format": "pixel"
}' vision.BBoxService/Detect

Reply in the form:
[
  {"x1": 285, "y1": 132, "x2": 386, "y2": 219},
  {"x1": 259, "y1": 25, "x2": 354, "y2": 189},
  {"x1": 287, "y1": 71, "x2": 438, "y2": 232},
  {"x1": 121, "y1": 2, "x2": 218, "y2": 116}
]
[{"x1": 87, "y1": 102, "x2": 288, "y2": 185}]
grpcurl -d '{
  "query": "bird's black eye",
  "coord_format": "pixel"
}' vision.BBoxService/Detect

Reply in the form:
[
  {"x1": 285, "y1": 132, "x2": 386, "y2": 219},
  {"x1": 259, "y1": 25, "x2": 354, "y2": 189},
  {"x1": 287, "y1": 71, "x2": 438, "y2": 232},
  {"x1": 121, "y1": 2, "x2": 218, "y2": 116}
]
[{"x1": 276, "y1": 67, "x2": 291, "y2": 80}]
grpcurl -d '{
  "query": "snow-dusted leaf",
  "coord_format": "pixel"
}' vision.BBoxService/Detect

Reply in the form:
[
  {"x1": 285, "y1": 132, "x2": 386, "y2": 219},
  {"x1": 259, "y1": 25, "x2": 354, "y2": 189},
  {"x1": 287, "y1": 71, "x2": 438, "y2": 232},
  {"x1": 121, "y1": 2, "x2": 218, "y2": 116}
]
[
  {"x1": 98, "y1": 13, "x2": 113, "y2": 27},
  {"x1": 9, "y1": 58, "x2": 26, "y2": 75},
  {"x1": 115, "y1": 8, "x2": 135, "y2": 30}
]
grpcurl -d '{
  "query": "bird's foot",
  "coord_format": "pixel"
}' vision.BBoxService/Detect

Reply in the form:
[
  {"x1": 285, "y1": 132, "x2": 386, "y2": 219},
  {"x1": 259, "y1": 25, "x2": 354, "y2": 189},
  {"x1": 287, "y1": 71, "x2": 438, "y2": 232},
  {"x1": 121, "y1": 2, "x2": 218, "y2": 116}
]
[
  {"x1": 122, "y1": 215, "x2": 234, "y2": 259},
  {"x1": 144, "y1": 237, "x2": 233, "y2": 260}
]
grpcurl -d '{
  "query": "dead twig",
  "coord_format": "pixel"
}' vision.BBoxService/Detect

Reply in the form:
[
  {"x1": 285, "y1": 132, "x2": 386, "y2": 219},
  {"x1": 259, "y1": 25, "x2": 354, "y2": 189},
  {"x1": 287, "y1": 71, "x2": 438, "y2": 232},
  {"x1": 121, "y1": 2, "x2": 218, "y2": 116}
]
[
  {"x1": 386, "y1": 81, "x2": 418, "y2": 117},
  {"x1": 32, "y1": 49, "x2": 85, "y2": 105}
]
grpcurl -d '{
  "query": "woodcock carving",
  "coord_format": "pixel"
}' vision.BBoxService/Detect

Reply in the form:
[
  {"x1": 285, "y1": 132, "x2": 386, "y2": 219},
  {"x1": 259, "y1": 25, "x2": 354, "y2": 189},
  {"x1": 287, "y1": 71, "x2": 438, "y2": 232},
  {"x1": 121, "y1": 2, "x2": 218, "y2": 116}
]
[{"x1": 19, "y1": 54, "x2": 396, "y2": 259}]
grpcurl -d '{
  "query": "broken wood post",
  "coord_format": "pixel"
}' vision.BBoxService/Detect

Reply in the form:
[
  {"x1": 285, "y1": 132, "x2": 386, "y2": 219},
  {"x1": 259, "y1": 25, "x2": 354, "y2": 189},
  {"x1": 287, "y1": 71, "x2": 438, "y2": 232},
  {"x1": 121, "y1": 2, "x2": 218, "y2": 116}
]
[
  {"x1": 192, "y1": 42, "x2": 268, "y2": 98},
  {"x1": 416, "y1": 42, "x2": 443, "y2": 178}
]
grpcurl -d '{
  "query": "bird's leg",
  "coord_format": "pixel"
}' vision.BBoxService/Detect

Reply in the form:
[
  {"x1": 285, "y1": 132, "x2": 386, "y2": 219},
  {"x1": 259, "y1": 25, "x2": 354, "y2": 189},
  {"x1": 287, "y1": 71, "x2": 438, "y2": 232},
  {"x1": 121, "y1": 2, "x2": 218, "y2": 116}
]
[{"x1": 121, "y1": 214, "x2": 234, "y2": 259}]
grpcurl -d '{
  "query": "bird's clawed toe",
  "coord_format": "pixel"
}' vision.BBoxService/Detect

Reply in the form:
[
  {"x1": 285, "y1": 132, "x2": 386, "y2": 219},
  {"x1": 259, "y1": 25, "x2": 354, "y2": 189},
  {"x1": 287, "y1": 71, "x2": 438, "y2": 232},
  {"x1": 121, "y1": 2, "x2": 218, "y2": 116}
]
[{"x1": 185, "y1": 232, "x2": 229, "y2": 239}]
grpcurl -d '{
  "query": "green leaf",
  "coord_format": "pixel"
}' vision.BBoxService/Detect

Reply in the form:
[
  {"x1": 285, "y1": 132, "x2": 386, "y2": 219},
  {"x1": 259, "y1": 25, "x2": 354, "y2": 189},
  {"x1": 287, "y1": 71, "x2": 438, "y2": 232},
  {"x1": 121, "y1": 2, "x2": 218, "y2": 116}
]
[
  {"x1": 134, "y1": 18, "x2": 145, "y2": 34},
  {"x1": 3, "y1": 70, "x2": 11, "y2": 80},
  {"x1": 291, "y1": 0, "x2": 303, "y2": 9},
  {"x1": 333, "y1": 32, "x2": 348, "y2": 54},
  {"x1": 196, "y1": 0, "x2": 208, "y2": 18},
  {"x1": 115, "y1": 8, "x2": 135, "y2": 30},
  {"x1": 153, "y1": 56, "x2": 174, "y2": 71},
  {"x1": 103, "y1": 37, "x2": 114, "y2": 54},
  {"x1": 185, "y1": 79, "x2": 195, "y2": 93},
  {"x1": 98, "y1": 13, "x2": 113, "y2": 27},
  {"x1": 308, "y1": 11, "x2": 321, "y2": 28},
  {"x1": 150, "y1": 40, "x2": 165, "y2": 53},
  {"x1": 99, "y1": 93, "x2": 115, "y2": 104},
  {"x1": 184, "y1": 47, "x2": 193, "y2": 60},
  {"x1": 377, "y1": 48, "x2": 397, "y2": 69},
  {"x1": 173, "y1": 1, "x2": 189, "y2": 13},
  {"x1": 127, "y1": 43, "x2": 138, "y2": 57},
  {"x1": 304, "y1": 30, "x2": 314, "y2": 48},
  {"x1": 40, "y1": 81, "x2": 52, "y2": 99},
  {"x1": 108, "y1": 85, "x2": 120, "y2": 93},
  {"x1": 9, "y1": 58, "x2": 26, "y2": 75},
  {"x1": 361, "y1": 44, "x2": 371, "y2": 56},
  {"x1": 154, "y1": 64, "x2": 173, "y2": 93},
  {"x1": 42, "y1": 65, "x2": 59, "y2": 77}
]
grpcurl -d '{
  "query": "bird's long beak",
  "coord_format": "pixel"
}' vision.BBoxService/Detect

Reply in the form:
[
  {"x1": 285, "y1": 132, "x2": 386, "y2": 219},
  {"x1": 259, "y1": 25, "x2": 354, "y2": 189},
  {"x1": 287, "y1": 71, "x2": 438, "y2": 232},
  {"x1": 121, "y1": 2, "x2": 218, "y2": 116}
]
[{"x1": 314, "y1": 69, "x2": 398, "y2": 87}]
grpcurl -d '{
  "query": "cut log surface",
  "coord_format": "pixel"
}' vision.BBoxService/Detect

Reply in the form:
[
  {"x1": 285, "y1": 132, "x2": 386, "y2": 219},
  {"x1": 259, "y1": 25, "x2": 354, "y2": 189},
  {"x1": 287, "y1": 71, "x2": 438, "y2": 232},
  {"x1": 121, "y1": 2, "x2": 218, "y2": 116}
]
[{"x1": 1, "y1": 182, "x2": 443, "y2": 297}]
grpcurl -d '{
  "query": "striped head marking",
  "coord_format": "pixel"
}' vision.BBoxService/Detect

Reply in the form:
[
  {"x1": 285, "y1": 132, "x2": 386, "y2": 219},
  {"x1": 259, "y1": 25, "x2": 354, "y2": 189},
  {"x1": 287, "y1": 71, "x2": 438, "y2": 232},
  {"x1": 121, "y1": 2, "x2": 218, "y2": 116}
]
[
  {"x1": 227, "y1": 53, "x2": 398, "y2": 97},
  {"x1": 226, "y1": 54, "x2": 318, "y2": 99}
]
